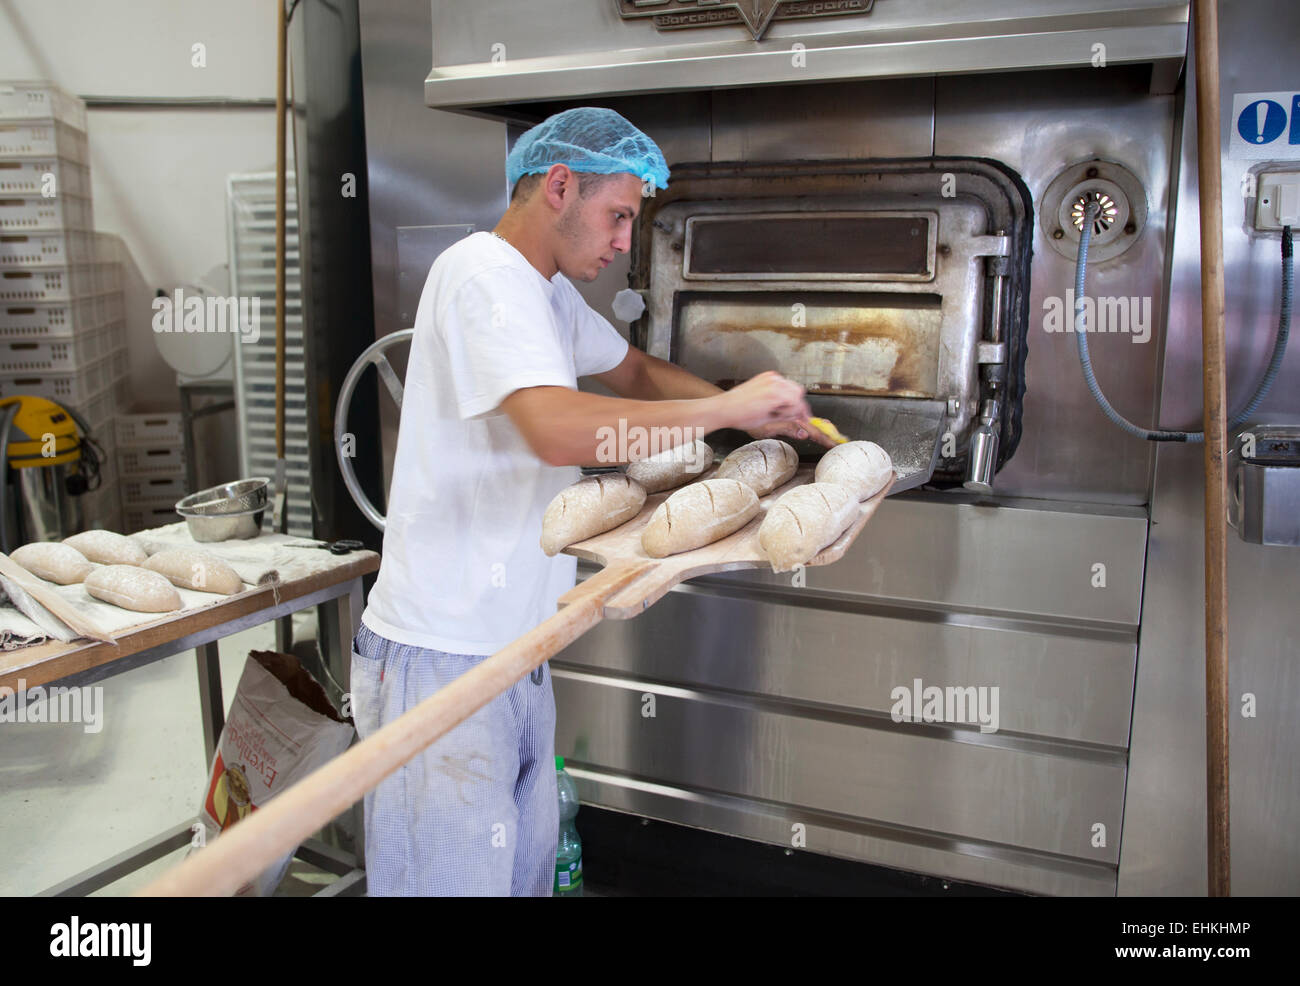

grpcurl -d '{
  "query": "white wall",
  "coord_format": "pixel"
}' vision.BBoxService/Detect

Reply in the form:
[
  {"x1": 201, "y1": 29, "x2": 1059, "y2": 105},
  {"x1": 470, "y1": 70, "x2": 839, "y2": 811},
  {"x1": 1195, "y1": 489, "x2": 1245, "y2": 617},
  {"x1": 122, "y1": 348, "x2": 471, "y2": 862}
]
[{"x1": 1, "y1": 0, "x2": 282, "y2": 414}]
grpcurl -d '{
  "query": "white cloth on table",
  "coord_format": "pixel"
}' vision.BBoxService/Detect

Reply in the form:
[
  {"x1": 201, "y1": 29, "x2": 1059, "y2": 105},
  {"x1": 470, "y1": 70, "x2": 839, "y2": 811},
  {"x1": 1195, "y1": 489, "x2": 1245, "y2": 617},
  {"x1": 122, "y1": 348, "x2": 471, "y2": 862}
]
[
  {"x1": 0, "y1": 525, "x2": 363, "y2": 644},
  {"x1": 0, "y1": 577, "x2": 62, "y2": 648}
]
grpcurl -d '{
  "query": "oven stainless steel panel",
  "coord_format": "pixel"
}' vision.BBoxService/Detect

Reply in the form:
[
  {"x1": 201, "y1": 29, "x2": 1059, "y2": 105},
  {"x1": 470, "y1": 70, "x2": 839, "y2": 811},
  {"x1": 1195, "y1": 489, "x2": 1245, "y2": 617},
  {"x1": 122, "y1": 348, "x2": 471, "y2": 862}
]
[
  {"x1": 551, "y1": 673, "x2": 1127, "y2": 864},
  {"x1": 704, "y1": 496, "x2": 1149, "y2": 627},
  {"x1": 570, "y1": 767, "x2": 1117, "y2": 895},
  {"x1": 711, "y1": 79, "x2": 935, "y2": 160},
  {"x1": 934, "y1": 65, "x2": 1177, "y2": 503},
  {"x1": 556, "y1": 585, "x2": 1138, "y2": 749},
  {"x1": 425, "y1": 1, "x2": 1188, "y2": 113},
  {"x1": 553, "y1": 498, "x2": 1145, "y2": 894}
]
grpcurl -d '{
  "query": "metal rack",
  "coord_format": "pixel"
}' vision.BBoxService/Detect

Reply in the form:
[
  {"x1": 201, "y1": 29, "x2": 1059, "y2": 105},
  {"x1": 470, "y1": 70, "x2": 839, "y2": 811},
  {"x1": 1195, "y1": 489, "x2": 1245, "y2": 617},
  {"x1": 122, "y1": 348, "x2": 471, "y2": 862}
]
[{"x1": 226, "y1": 172, "x2": 312, "y2": 538}]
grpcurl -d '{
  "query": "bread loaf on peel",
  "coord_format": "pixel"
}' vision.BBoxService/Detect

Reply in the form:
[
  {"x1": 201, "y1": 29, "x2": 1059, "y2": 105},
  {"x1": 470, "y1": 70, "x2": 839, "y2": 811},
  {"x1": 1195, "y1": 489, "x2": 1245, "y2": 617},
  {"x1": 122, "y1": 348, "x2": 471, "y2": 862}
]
[
  {"x1": 541, "y1": 473, "x2": 647, "y2": 556},
  {"x1": 84, "y1": 565, "x2": 183, "y2": 612},
  {"x1": 625, "y1": 438, "x2": 713, "y2": 494},
  {"x1": 10, "y1": 542, "x2": 93, "y2": 584},
  {"x1": 63, "y1": 529, "x2": 148, "y2": 567},
  {"x1": 641, "y1": 478, "x2": 759, "y2": 558},
  {"x1": 759, "y1": 482, "x2": 860, "y2": 573},
  {"x1": 714, "y1": 439, "x2": 798, "y2": 496},
  {"x1": 814, "y1": 440, "x2": 893, "y2": 501}
]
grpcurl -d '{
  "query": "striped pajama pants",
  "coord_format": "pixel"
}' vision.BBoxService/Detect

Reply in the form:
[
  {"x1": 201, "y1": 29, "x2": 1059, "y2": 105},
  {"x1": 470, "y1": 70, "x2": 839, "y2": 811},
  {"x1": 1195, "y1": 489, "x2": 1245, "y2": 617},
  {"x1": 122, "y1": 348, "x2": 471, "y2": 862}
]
[{"x1": 349, "y1": 621, "x2": 558, "y2": 896}]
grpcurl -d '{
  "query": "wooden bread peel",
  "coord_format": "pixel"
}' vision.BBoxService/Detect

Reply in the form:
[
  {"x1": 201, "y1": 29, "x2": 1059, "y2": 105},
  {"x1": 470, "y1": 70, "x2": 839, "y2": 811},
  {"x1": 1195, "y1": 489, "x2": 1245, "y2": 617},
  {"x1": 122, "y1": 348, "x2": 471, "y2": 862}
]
[
  {"x1": 559, "y1": 463, "x2": 892, "y2": 619},
  {"x1": 142, "y1": 461, "x2": 891, "y2": 895}
]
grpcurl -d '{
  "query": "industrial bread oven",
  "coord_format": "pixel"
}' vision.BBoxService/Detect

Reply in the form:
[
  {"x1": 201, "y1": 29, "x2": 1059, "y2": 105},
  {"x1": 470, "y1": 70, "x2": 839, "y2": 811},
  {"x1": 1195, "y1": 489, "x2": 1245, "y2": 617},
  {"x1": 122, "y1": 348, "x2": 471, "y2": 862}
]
[
  {"x1": 344, "y1": 0, "x2": 1300, "y2": 895},
  {"x1": 628, "y1": 158, "x2": 1034, "y2": 491}
]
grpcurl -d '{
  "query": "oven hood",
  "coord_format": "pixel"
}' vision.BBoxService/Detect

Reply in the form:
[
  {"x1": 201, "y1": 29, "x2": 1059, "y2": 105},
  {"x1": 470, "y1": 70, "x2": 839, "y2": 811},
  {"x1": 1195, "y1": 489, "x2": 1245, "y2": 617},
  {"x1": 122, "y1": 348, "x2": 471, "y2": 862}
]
[{"x1": 424, "y1": 0, "x2": 1189, "y2": 117}]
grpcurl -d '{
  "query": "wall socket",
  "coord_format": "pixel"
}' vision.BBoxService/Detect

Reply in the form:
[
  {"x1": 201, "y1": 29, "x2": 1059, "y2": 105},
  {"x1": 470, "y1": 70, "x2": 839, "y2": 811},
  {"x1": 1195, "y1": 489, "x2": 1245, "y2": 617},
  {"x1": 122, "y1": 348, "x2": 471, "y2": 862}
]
[{"x1": 1255, "y1": 170, "x2": 1300, "y2": 231}]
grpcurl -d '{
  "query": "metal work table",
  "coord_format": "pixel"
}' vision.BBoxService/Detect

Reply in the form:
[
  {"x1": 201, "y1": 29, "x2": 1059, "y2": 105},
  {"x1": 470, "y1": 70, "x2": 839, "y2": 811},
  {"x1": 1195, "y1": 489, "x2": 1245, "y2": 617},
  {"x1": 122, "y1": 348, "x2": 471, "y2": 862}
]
[{"x1": 0, "y1": 548, "x2": 378, "y2": 897}]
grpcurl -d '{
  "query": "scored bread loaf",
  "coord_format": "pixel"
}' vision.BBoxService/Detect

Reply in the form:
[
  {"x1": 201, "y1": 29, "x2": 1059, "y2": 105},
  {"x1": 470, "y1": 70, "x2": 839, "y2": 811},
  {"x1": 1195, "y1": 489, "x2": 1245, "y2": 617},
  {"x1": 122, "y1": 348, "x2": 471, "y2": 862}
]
[
  {"x1": 641, "y1": 478, "x2": 759, "y2": 558},
  {"x1": 84, "y1": 565, "x2": 183, "y2": 612},
  {"x1": 814, "y1": 440, "x2": 893, "y2": 501},
  {"x1": 624, "y1": 438, "x2": 713, "y2": 494},
  {"x1": 540, "y1": 473, "x2": 647, "y2": 556},
  {"x1": 145, "y1": 547, "x2": 244, "y2": 595},
  {"x1": 759, "y1": 482, "x2": 860, "y2": 573},
  {"x1": 713, "y1": 439, "x2": 798, "y2": 496},
  {"x1": 10, "y1": 541, "x2": 93, "y2": 584},
  {"x1": 63, "y1": 529, "x2": 149, "y2": 567}
]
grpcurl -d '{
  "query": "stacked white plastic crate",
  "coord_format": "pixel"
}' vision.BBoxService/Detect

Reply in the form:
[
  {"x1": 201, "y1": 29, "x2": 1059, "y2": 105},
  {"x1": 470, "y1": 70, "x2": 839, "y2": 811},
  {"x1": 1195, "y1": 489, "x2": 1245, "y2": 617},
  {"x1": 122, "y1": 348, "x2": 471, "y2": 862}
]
[
  {"x1": 0, "y1": 82, "x2": 129, "y2": 531},
  {"x1": 116, "y1": 412, "x2": 188, "y2": 534}
]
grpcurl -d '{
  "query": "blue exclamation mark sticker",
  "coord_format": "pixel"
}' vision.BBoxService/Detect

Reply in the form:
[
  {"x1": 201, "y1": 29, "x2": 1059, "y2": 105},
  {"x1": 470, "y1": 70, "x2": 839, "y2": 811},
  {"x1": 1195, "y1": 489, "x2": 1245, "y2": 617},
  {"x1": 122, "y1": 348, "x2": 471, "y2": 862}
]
[
  {"x1": 1291, "y1": 94, "x2": 1300, "y2": 145},
  {"x1": 1238, "y1": 98, "x2": 1287, "y2": 146}
]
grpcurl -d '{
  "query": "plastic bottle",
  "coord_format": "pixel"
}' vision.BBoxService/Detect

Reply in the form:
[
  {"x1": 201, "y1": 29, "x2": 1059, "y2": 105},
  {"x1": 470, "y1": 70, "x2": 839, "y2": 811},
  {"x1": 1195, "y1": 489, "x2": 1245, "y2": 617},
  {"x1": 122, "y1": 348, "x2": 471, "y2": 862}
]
[{"x1": 554, "y1": 755, "x2": 583, "y2": 896}]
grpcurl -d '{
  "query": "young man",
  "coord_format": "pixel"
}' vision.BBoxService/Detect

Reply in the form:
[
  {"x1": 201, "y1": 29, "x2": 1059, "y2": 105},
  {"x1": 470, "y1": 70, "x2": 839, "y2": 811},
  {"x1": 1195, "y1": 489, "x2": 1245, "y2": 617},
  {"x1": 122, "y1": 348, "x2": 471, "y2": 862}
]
[{"x1": 352, "y1": 107, "x2": 827, "y2": 896}]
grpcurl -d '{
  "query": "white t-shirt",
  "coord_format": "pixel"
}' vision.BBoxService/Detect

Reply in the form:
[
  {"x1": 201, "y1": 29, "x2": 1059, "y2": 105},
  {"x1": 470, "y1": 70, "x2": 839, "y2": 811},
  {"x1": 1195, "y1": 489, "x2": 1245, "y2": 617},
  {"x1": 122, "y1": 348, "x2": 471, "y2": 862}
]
[{"x1": 360, "y1": 231, "x2": 630, "y2": 655}]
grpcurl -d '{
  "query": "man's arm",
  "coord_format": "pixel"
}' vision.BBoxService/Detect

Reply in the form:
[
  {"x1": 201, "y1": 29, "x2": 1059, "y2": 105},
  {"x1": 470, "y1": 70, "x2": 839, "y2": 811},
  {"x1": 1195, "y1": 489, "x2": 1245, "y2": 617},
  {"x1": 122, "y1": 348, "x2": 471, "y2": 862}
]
[
  {"x1": 501, "y1": 371, "x2": 814, "y2": 467},
  {"x1": 592, "y1": 346, "x2": 835, "y2": 448},
  {"x1": 593, "y1": 345, "x2": 723, "y2": 401}
]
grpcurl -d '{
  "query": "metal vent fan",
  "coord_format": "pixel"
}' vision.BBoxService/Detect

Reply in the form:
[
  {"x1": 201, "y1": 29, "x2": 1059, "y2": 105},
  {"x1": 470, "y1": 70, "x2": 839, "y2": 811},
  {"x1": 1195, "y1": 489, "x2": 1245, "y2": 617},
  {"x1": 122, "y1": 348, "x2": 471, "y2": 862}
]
[{"x1": 226, "y1": 172, "x2": 312, "y2": 537}]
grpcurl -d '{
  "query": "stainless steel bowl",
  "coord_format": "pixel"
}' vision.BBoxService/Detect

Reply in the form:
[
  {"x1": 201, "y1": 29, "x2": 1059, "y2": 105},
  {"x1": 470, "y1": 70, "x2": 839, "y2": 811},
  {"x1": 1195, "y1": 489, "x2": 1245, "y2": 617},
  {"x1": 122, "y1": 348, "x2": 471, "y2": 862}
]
[
  {"x1": 175, "y1": 477, "x2": 269, "y2": 516},
  {"x1": 176, "y1": 504, "x2": 266, "y2": 542}
]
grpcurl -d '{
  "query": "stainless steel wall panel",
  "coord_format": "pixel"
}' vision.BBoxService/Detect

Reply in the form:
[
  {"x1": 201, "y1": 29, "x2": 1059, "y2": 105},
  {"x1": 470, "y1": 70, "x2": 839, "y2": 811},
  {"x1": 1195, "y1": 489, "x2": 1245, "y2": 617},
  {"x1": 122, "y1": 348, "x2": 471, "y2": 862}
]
[
  {"x1": 360, "y1": 0, "x2": 509, "y2": 491},
  {"x1": 1118, "y1": 0, "x2": 1300, "y2": 896}
]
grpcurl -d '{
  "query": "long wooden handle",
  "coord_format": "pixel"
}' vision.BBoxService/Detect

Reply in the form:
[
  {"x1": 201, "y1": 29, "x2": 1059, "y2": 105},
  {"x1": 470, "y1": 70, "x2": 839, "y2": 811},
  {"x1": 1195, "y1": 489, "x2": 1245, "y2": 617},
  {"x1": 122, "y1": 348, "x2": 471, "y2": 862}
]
[
  {"x1": 1193, "y1": 0, "x2": 1230, "y2": 897},
  {"x1": 139, "y1": 559, "x2": 651, "y2": 897}
]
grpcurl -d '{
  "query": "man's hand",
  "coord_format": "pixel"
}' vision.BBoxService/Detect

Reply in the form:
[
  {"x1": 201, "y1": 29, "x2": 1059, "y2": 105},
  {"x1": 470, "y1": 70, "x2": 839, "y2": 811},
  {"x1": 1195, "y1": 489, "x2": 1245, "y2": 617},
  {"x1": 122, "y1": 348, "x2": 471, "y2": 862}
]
[
  {"x1": 746, "y1": 418, "x2": 838, "y2": 449},
  {"x1": 717, "y1": 371, "x2": 837, "y2": 448},
  {"x1": 718, "y1": 371, "x2": 812, "y2": 431}
]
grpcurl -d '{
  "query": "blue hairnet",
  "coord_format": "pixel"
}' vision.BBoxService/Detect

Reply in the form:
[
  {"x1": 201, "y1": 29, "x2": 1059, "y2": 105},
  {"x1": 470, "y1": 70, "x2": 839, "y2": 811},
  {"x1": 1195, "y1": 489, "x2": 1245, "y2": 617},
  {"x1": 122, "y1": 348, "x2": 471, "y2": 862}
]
[{"x1": 506, "y1": 107, "x2": 670, "y2": 192}]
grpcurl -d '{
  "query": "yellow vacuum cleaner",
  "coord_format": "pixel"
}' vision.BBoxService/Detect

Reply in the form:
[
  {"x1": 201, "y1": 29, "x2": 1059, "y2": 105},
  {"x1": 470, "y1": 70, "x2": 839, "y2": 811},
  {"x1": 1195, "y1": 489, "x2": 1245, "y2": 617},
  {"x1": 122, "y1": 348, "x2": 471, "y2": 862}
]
[{"x1": 0, "y1": 395, "x2": 105, "y2": 551}]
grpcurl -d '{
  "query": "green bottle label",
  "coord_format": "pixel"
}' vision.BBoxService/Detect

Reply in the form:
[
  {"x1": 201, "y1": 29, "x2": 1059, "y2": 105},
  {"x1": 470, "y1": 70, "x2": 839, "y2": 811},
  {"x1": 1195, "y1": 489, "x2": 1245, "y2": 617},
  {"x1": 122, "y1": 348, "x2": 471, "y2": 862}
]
[{"x1": 555, "y1": 858, "x2": 583, "y2": 893}]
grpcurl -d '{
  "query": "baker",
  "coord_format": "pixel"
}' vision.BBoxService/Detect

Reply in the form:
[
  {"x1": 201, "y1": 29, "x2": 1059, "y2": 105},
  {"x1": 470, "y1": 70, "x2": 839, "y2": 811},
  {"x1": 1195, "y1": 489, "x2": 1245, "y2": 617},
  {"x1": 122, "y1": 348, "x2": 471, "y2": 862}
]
[{"x1": 352, "y1": 106, "x2": 831, "y2": 896}]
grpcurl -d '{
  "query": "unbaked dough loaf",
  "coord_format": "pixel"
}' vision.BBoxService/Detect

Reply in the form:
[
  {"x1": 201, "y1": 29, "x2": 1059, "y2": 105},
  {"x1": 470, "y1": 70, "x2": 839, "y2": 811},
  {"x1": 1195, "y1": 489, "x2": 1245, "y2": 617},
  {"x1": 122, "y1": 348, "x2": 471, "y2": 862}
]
[
  {"x1": 814, "y1": 440, "x2": 893, "y2": 501},
  {"x1": 63, "y1": 529, "x2": 149, "y2": 567},
  {"x1": 714, "y1": 439, "x2": 798, "y2": 496},
  {"x1": 625, "y1": 438, "x2": 713, "y2": 494},
  {"x1": 641, "y1": 478, "x2": 759, "y2": 558},
  {"x1": 759, "y1": 482, "x2": 860, "y2": 573},
  {"x1": 10, "y1": 541, "x2": 93, "y2": 584},
  {"x1": 540, "y1": 473, "x2": 647, "y2": 557},
  {"x1": 83, "y1": 565, "x2": 183, "y2": 613},
  {"x1": 145, "y1": 547, "x2": 243, "y2": 595}
]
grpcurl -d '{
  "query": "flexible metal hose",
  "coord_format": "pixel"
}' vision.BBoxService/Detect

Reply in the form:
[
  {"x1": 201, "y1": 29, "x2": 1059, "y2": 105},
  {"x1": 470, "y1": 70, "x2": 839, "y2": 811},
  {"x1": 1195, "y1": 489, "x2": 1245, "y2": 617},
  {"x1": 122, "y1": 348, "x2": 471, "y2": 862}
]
[{"x1": 1073, "y1": 199, "x2": 1293, "y2": 441}]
